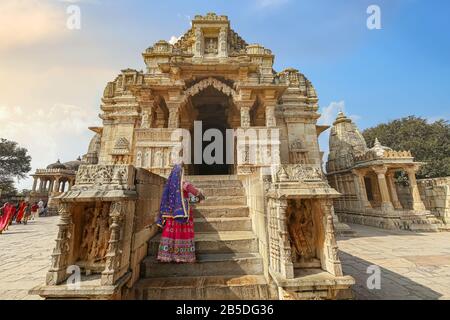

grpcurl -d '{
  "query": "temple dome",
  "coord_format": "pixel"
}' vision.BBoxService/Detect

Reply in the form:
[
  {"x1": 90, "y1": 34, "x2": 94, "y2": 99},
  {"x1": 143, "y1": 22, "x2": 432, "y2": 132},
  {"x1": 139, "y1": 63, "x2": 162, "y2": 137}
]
[
  {"x1": 369, "y1": 138, "x2": 392, "y2": 157},
  {"x1": 47, "y1": 160, "x2": 67, "y2": 170},
  {"x1": 326, "y1": 111, "x2": 368, "y2": 173},
  {"x1": 64, "y1": 157, "x2": 83, "y2": 171}
]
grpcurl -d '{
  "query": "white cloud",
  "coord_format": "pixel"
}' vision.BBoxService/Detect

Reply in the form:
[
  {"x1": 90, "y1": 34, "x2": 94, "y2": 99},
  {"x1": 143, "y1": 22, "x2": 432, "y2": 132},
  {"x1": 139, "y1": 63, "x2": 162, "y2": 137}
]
[
  {"x1": 169, "y1": 35, "x2": 181, "y2": 45},
  {"x1": 0, "y1": 103, "x2": 100, "y2": 190},
  {"x1": 318, "y1": 100, "x2": 360, "y2": 125},
  {"x1": 0, "y1": 0, "x2": 67, "y2": 52}
]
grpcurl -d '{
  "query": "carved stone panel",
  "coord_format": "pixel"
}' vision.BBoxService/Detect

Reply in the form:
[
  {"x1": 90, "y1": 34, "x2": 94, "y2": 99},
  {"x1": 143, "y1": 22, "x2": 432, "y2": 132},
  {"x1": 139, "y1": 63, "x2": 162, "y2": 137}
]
[{"x1": 286, "y1": 199, "x2": 317, "y2": 264}]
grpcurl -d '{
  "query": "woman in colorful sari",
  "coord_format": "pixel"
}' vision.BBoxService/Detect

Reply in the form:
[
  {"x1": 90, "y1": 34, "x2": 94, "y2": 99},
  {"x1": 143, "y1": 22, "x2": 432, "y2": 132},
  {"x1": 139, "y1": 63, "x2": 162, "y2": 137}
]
[
  {"x1": 15, "y1": 201, "x2": 26, "y2": 224},
  {"x1": 156, "y1": 164, "x2": 204, "y2": 263},
  {"x1": 0, "y1": 203, "x2": 14, "y2": 234}
]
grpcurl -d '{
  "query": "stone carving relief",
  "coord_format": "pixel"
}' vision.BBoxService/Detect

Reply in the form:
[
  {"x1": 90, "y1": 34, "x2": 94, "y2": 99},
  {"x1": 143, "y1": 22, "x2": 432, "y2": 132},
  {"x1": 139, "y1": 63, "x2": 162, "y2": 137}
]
[
  {"x1": 286, "y1": 200, "x2": 316, "y2": 263},
  {"x1": 80, "y1": 204, "x2": 111, "y2": 268},
  {"x1": 204, "y1": 38, "x2": 218, "y2": 55},
  {"x1": 183, "y1": 77, "x2": 237, "y2": 103},
  {"x1": 141, "y1": 110, "x2": 150, "y2": 129},
  {"x1": 274, "y1": 165, "x2": 323, "y2": 183},
  {"x1": 74, "y1": 165, "x2": 133, "y2": 189},
  {"x1": 112, "y1": 137, "x2": 130, "y2": 155}
]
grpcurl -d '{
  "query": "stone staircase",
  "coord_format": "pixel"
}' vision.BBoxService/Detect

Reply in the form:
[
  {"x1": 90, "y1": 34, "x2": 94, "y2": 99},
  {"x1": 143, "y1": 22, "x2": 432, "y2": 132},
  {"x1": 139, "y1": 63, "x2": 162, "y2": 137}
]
[
  {"x1": 408, "y1": 213, "x2": 448, "y2": 232},
  {"x1": 133, "y1": 175, "x2": 276, "y2": 300}
]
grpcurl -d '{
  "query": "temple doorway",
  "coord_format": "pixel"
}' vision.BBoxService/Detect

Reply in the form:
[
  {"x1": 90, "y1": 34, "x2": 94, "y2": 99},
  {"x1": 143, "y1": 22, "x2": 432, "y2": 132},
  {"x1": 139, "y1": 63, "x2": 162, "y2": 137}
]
[{"x1": 189, "y1": 86, "x2": 236, "y2": 175}]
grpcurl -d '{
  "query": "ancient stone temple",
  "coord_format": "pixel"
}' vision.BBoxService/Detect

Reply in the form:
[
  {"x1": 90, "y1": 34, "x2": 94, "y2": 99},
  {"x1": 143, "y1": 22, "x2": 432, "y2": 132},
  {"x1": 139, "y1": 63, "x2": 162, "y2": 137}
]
[
  {"x1": 32, "y1": 13, "x2": 354, "y2": 300},
  {"x1": 326, "y1": 112, "x2": 446, "y2": 232}
]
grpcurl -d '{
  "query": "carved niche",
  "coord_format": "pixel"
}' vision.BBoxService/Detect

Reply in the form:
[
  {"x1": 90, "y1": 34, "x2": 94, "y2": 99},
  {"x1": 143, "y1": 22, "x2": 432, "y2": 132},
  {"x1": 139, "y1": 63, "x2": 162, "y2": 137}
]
[
  {"x1": 79, "y1": 203, "x2": 111, "y2": 272},
  {"x1": 204, "y1": 37, "x2": 219, "y2": 55},
  {"x1": 286, "y1": 199, "x2": 318, "y2": 266},
  {"x1": 289, "y1": 139, "x2": 308, "y2": 164}
]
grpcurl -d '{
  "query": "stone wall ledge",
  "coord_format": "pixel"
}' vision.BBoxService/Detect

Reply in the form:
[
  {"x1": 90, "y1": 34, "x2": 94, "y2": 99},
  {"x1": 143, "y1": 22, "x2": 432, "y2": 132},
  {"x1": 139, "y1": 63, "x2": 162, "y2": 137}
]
[
  {"x1": 55, "y1": 189, "x2": 138, "y2": 202},
  {"x1": 30, "y1": 272, "x2": 131, "y2": 300},
  {"x1": 270, "y1": 269, "x2": 354, "y2": 292}
]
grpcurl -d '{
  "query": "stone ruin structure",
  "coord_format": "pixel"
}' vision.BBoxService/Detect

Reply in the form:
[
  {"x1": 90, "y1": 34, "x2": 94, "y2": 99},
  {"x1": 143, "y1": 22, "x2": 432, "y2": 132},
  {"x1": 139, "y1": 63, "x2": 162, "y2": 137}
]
[
  {"x1": 326, "y1": 112, "x2": 448, "y2": 232},
  {"x1": 417, "y1": 177, "x2": 450, "y2": 224},
  {"x1": 31, "y1": 13, "x2": 354, "y2": 300}
]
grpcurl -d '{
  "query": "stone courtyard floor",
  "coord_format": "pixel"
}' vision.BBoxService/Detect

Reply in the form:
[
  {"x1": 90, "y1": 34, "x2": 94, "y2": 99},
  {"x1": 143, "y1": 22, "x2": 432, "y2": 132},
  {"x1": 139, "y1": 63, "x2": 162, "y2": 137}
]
[
  {"x1": 0, "y1": 216, "x2": 58, "y2": 300},
  {"x1": 337, "y1": 223, "x2": 450, "y2": 300},
  {"x1": 1, "y1": 217, "x2": 450, "y2": 300}
]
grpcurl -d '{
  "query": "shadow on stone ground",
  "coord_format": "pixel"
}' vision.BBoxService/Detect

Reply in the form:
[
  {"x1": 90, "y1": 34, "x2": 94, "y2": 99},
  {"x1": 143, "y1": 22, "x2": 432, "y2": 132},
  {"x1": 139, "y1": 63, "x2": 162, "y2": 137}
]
[{"x1": 339, "y1": 251, "x2": 442, "y2": 300}]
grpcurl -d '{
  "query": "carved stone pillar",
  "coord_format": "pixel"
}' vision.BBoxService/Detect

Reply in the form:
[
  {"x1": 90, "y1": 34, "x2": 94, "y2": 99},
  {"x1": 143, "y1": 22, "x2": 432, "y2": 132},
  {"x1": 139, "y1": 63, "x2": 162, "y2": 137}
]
[
  {"x1": 406, "y1": 167, "x2": 426, "y2": 211},
  {"x1": 46, "y1": 203, "x2": 73, "y2": 285},
  {"x1": 167, "y1": 103, "x2": 180, "y2": 129},
  {"x1": 53, "y1": 178, "x2": 60, "y2": 193},
  {"x1": 101, "y1": 202, "x2": 124, "y2": 286},
  {"x1": 48, "y1": 179, "x2": 54, "y2": 194},
  {"x1": 218, "y1": 26, "x2": 228, "y2": 58},
  {"x1": 265, "y1": 104, "x2": 277, "y2": 127},
  {"x1": 32, "y1": 178, "x2": 38, "y2": 192},
  {"x1": 193, "y1": 26, "x2": 203, "y2": 58},
  {"x1": 352, "y1": 170, "x2": 372, "y2": 209},
  {"x1": 386, "y1": 172, "x2": 402, "y2": 209},
  {"x1": 322, "y1": 200, "x2": 343, "y2": 276},
  {"x1": 275, "y1": 199, "x2": 294, "y2": 279},
  {"x1": 240, "y1": 106, "x2": 251, "y2": 128},
  {"x1": 373, "y1": 166, "x2": 394, "y2": 211}
]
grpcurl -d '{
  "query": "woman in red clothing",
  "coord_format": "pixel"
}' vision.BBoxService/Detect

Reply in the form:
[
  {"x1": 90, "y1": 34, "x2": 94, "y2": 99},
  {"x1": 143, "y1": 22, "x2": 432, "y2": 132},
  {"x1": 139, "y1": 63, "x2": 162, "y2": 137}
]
[
  {"x1": 156, "y1": 163, "x2": 204, "y2": 263},
  {"x1": 0, "y1": 203, "x2": 14, "y2": 234},
  {"x1": 15, "y1": 201, "x2": 26, "y2": 224}
]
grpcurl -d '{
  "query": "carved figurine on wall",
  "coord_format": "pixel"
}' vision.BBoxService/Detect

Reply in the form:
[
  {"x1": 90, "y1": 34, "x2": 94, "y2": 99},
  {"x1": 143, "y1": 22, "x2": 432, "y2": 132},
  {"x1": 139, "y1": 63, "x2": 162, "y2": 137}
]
[
  {"x1": 286, "y1": 199, "x2": 316, "y2": 264},
  {"x1": 80, "y1": 204, "x2": 111, "y2": 270}
]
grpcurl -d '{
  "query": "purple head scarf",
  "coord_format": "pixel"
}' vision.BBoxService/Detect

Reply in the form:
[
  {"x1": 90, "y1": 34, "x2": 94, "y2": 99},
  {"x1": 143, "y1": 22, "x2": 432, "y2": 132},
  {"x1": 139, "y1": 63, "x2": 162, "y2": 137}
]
[{"x1": 157, "y1": 164, "x2": 189, "y2": 226}]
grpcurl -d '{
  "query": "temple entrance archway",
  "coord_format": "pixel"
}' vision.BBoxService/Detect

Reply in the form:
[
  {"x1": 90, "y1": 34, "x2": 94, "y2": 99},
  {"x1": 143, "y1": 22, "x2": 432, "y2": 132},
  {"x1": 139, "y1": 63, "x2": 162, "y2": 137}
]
[{"x1": 188, "y1": 84, "x2": 238, "y2": 175}]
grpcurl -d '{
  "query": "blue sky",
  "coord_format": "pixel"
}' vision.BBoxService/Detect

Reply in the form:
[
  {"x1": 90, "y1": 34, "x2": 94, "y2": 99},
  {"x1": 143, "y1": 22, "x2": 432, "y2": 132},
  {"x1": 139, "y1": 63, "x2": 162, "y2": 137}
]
[{"x1": 0, "y1": 0, "x2": 449, "y2": 189}]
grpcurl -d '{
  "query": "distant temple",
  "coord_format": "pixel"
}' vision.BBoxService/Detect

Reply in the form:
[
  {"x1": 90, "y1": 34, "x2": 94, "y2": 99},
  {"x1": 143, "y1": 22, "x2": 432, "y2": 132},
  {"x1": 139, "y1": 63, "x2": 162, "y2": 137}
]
[{"x1": 326, "y1": 111, "x2": 445, "y2": 231}]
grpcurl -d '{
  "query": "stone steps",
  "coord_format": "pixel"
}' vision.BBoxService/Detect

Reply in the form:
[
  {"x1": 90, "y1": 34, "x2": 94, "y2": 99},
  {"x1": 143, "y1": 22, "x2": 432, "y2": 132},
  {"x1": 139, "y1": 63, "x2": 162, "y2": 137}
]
[
  {"x1": 148, "y1": 231, "x2": 258, "y2": 255},
  {"x1": 142, "y1": 253, "x2": 263, "y2": 278},
  {"x1": 193, "y1": 205, "x2": 249, "y2": 218},
  {"x1": 200, "y1": 195, "x2": 247, "y2": 206},
  {"x1": 186, "y1": 176, "x2": 243, "y2": 189},
  {"x1": 409, "y1": 223, "x2": 441, "y2": 232},
  {"x1": 198, "y1": 187, "x2": 246, "y2": 197},
  {"x1": 195, "y1": 217, "x2": 252, "y2": 232},
  {"x1": 134, "y1": 275, "x2": 276, "y2": 300},
  {"x1": 138, "y1": 175, "x2": 269, "y2": 300}
]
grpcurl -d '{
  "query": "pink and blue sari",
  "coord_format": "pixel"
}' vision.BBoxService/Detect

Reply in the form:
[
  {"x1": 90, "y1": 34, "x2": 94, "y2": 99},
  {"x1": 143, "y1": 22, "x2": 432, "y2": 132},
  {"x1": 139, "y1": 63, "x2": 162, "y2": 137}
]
[{"x1": 157, "y1": 165, "x2": 198, "y2": 263}]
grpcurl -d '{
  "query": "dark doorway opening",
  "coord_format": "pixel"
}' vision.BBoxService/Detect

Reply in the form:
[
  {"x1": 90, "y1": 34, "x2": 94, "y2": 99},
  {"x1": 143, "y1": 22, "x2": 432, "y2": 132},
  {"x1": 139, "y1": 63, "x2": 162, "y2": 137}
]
[{"x1": 192, "y1": 105, "x2": 234, "y2": 175}]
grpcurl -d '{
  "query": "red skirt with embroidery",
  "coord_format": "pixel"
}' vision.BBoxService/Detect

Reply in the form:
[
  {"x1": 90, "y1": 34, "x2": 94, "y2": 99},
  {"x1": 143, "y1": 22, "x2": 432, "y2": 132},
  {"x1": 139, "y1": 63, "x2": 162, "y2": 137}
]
[{"x1": 157, "y1": 211, "x2": 195, "y2": 263}]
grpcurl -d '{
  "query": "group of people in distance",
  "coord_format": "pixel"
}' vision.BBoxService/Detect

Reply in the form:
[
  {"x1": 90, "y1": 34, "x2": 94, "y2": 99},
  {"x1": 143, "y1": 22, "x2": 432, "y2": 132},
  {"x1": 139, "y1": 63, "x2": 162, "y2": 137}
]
[{"x1": 0, "y1": 200, "x2": 46, "y2": 234}]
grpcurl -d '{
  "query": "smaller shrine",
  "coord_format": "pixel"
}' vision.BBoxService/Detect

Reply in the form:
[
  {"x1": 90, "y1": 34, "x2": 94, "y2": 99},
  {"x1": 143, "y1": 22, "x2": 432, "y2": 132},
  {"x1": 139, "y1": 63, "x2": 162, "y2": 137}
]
[
  {"x1": 326, "y1": 112, "x2": 445, "y2": 231},
  {"x1": 30, "y1": 159, "x2": 80, "y2": 203}
]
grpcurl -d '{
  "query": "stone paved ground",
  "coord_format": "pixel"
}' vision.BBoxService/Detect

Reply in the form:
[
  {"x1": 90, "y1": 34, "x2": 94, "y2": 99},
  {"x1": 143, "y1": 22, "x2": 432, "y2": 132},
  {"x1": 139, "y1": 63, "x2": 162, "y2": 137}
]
[
  {"x1": 1, "y1": 217, "x2": 450, "y2": 300},
  {"x1": 0, "y1": 216, "x2": 58, "y2": 300},
  {"x1": 337, "y1": 223, "x2": 450, "y2": 300}
]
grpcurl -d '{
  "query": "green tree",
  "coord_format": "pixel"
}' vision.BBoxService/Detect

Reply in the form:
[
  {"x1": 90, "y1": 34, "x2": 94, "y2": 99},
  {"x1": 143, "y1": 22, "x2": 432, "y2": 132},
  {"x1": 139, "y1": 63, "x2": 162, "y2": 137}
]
[
  {"x1": 362, "y1": 116, "x2": 450, "y2": 179},
  {"x1": 0, "y1": 138, "x2": 32, "y2": 195}
]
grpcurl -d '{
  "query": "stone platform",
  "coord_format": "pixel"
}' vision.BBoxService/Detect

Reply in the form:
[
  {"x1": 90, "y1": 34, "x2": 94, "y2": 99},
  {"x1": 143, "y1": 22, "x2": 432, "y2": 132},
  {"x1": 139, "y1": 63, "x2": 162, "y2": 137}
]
[{"x1": 2, "y1": 217, "x2": 450, "y2": 300}]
